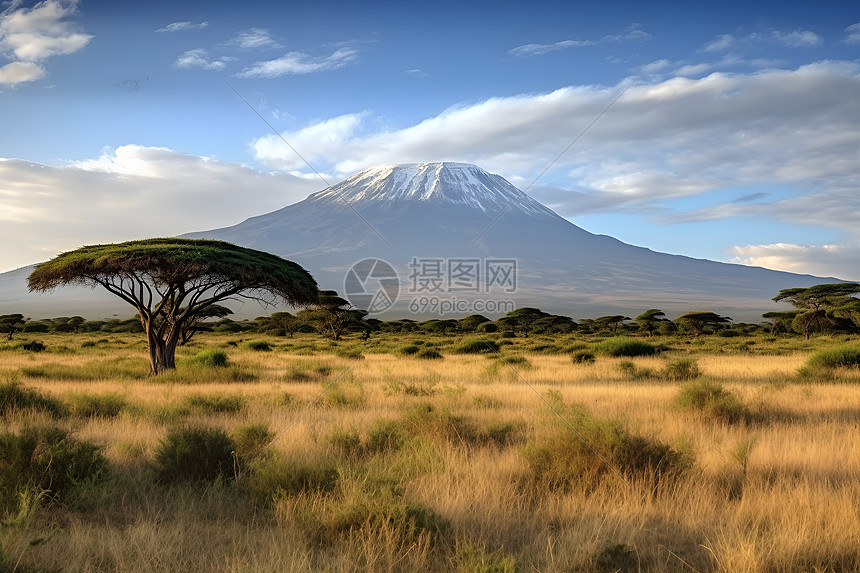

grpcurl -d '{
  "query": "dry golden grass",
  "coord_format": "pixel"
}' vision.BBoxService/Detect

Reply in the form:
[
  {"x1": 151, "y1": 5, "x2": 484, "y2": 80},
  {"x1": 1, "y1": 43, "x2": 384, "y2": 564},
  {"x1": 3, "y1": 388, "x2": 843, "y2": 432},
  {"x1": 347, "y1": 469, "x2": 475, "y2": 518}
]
[{"x1": 2, "y1": 332, "x2": 860, "y2": 572}]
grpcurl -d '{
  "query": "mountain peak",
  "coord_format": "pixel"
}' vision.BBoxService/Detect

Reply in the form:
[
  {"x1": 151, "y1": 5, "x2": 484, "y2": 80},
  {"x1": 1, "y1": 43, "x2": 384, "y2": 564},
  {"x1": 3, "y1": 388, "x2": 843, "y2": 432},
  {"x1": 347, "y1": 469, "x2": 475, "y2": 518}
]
[{"x1": 309, "y1": 162, "x2": 557, "y2": 218}]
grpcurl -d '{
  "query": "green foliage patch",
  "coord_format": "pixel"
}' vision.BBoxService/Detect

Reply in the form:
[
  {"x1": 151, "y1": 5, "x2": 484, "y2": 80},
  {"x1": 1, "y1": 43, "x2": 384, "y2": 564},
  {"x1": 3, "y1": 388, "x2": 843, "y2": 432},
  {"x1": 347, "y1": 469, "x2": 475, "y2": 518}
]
[
  {"x1": 0, "y1": 426, "x2": 107, "y2": 514},
  {"x1": 595, "y1": 337, "x2": 657, "y2": 357},
  {"x1": 0, "y1": 381, "x2": 66, "y2": 418},
  {"x1": 153, "y1": 425, "x2": 236, "y2": 484},
  {"x1": 676, "y1": 380, "x2": 748, "y2": 423}
]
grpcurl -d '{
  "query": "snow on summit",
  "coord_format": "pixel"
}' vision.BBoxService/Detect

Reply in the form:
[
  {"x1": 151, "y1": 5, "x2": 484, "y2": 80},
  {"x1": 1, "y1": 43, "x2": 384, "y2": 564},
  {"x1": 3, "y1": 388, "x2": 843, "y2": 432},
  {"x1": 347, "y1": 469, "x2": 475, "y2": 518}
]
[{"x1": 310, "y1": 162, "x2": 556, "y2": 218}]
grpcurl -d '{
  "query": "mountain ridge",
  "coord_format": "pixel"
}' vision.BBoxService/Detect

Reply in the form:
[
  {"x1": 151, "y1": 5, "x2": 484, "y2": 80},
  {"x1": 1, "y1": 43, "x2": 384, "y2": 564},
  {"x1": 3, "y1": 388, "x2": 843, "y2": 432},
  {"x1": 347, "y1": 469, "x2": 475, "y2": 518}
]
[{"x1": 0, "y1": 162, "x2": 841, "y2": 320}]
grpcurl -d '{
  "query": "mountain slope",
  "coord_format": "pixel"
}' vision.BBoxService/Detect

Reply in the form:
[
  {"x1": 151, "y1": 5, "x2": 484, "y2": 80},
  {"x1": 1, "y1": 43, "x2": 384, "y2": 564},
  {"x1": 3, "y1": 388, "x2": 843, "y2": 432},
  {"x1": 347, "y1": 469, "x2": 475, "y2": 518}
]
[
  {"x1": 0, "y1": 162, "x2": 837, "y2": 320},
  {"x1": 182, "y1": 162, "x2": 834, "y2": 319}
]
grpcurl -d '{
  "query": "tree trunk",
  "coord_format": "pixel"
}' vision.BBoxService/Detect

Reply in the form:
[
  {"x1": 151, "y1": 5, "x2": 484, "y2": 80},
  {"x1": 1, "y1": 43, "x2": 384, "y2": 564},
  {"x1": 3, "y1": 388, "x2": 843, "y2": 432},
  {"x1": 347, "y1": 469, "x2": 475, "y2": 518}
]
[{"x1": 145, "y1": 322, "x2": 179, "y2": 375}]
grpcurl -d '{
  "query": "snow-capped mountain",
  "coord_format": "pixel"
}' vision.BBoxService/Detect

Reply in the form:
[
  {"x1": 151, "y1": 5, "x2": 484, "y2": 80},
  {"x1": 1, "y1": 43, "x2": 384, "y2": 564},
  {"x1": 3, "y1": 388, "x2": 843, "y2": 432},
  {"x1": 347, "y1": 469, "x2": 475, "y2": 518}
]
[
  {"x1": 311, "y1": 162, "x2": 556, "y2": 218},
  {"x1": 0, "y1": 162, "x2": 839, "y2": 320}
]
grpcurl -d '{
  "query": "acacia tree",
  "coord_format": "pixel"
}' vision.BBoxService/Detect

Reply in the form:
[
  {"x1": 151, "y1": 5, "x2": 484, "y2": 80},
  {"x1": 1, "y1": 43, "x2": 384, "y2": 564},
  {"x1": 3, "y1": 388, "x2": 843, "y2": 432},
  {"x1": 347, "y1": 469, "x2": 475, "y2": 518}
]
[
  {"x1": 772, "y1": 283, "x2": 860, "y2": 340},
  {"x1": 0, "y1": 314, "x2": 27, "y2": 340},
  {"x1": 297, "y1": 290, "x2": 367, "y2": 340},
  {"x1": 676, "y1": 311, "x2": 731, "y2": 336},
  {"x1": 635, "y1": 309, "x2": 666, "y2": 336},
  {"x1": 27, "y1": 239, "x2": 319, "y2": 375}
]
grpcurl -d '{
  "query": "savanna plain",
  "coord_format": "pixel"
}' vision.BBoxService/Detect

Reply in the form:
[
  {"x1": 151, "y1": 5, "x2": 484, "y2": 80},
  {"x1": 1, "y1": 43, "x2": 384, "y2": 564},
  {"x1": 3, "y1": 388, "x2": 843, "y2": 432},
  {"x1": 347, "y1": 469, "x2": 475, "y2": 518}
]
[{"x1": 2, "y1": 330, "x2": 859, "y2": 572}]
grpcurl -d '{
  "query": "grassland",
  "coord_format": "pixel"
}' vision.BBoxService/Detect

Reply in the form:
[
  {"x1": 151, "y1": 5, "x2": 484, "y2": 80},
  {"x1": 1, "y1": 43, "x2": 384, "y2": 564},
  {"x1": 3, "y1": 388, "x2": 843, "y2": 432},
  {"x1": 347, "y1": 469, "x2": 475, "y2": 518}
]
[{"x1": 1, "y1": 331, "x2": 859, "y2": 572}]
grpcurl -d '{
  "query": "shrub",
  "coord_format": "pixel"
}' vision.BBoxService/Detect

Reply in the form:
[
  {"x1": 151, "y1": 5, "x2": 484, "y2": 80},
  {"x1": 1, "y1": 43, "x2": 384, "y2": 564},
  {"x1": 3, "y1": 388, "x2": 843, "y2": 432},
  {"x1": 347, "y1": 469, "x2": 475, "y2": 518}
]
[
  {"x1": 496, "y1": 355, "x2": 531, "y2": 367},
  {"x1": 153, "y1": 426, "x2": 236, "y2": 484},
  {"x1": 594, "y1": 542, "x2": 638, "y2": 573},
  {"x1": 664, "y1": 358, "x2": 701, "y2": 381},
  {"x1": 617, "y1": 360, "x2": 655, "y2": 380},
  {"x1": 0, "y1": 426, "x2": 106, "y2": 513},
  {"x1": 365, "y1": 419, "x2": 407, "y2": 454},
  {"x1": 572, "y1": 350, "x2": 596, "y2": 364},
  {"x1": 247, "y1": 340, "x2": 273, "y2": 352},
  {"x1": 183, "y1": 393, "x2": 244, "y2": 414},
  {"x1": 66, "y1": 392, "x2": 127, "y2": 418},
  {"x1": 21, "y1": 341, "x2": 46, "y2": 353},
  {"x1": 231, "y1": 423, "x2": 273, "y2": 465},
  {"x1": 309, "y1": 491, "x2": 447, "y2": 549},
  {"x1": 676, "y1": 380, "x2": 748, "y2": 423},
  {"x1": 416, "y1": 348, "x2": 443, "y2": 360},
  {"x1": 452, "y1": 339, "x2": 500, "y2": 354},
  {"x1": 807, "y1": 345, "x2": 860, "y2": 369},
  {"x1": 0, "y1": 381, "x2": 66, "y2": 418},
  {"x1": 396, "y1": 344, "x2": 421, "y2": 356},
  {"x1": 521, "y1": 396, "x2": 688, "y2": 491},
  {"x1": 193, "y1": 348, "x2": 229, "y2": 367},
  {"x1": 595, "y1": 337, "x2": 656, "y2": 357},
  {"x1": 248, "y1": 454, "x2": 339, "y2": 500},
  {"x1": 456, "y1": 542, "x2": 517, "y2": 573}
]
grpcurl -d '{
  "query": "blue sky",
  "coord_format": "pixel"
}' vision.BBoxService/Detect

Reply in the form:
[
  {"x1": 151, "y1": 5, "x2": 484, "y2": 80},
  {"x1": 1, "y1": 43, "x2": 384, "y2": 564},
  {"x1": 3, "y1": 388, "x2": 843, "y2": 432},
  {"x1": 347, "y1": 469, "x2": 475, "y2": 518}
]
[{"x1": 1, "y1": 0, "x2": 859, "y2": 279}]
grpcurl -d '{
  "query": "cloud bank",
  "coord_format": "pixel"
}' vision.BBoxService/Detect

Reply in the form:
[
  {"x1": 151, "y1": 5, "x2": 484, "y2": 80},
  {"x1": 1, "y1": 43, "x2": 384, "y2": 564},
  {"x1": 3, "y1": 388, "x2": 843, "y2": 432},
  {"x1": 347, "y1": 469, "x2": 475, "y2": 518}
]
[
  {"x1": 250, "y1": 61, "x2": 860, "y2": 279},
  {"x1": 0, "y1": 146, "x2": 322, "y2": 271}
]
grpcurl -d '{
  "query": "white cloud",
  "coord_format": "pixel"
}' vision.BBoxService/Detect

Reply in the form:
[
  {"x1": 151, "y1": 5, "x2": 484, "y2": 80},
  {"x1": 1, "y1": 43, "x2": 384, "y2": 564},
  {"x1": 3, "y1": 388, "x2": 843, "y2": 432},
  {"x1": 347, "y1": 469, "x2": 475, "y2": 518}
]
[
  {"x1": 231, "y1": 28, "x2": 278, "y2": 49},
  {"x1": 0, "y1": 146, "x2": 323, "y2": 272},
  {"x1": 703, "y1": 34, "x2": 735, "y2": 52},
  {"x1": 238, "y1": 47, "x2": 357, "y2": 78},
  {"x1": 155, "y1": 21, "x2": 208, "y2": 33},
  {"x1": 509, "y1": 25, "x2": 649, "y2": 57},
  {"x1": 173, "y1": 48, "x2": 232, "y2": 71},
  {"x1": 508, "y1": 39, "x2": 594, "y2": 57},
  {"x1": 845, "y1": 22, "x2": 860, "y2": 44},
  {"x1": 0, "y1": 60, "x2": 44, "y2": 84},
  {"x1": 770, "y1": 30, "x2": 823, "y2": 48},
  {"x1": 729, "y1": 243, "x2": 860, "y2": 280},
  {"x1": 0, "y1": 0, "x2": 92, "y2": 61},
  {"x1": 703, "y1": 29, "x2": 822, "y2": 52}
]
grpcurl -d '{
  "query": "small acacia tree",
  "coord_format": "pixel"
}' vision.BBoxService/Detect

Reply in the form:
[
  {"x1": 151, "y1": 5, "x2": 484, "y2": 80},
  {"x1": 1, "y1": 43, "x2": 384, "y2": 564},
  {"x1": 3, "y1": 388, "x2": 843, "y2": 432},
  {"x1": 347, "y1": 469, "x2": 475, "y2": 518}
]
[
  {"x1": 676, "y1": 311, "x2": 731, "y2": 336},
  {"x1": 772, "y1": 283, "x2": 860, "y2": 340},
  {"x1": 0, "y1": 314, "x2": 27, "y2": 340},
  {"x1": 27, "y1": 239, "x2": 319, "y2": 375}
]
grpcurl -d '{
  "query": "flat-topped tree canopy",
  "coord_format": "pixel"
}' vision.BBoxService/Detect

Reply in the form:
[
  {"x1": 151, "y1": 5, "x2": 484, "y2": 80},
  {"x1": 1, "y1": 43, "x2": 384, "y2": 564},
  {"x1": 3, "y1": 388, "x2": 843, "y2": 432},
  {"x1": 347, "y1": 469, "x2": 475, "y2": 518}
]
[
  {"x1": 27, "y1": 238, "x2": 318, "y2": 306},
  {"x1": 28, "y1": 238, "x2": 319, "y2": 374}
]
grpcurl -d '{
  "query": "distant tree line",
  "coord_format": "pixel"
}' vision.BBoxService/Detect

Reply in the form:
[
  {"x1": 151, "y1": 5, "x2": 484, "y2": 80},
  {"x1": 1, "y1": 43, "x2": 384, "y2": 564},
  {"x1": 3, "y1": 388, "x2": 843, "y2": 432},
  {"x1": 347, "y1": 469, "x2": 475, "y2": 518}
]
[{"x1": 10, "y1": 283, "x2": 859, "y2": 343}]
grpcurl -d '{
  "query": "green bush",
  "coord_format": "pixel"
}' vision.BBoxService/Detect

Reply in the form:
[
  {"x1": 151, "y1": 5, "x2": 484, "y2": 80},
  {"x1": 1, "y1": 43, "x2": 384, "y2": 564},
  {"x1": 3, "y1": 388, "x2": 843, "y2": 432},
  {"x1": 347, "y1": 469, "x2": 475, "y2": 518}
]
[
  {"x1": 231, "y1": 423, "x2": 273, "y2": 465},
  {"x1": 676, "y1": 380, "x2": 748, "y2": 423},
  {"x1": 594, "y1": 542, "x2": 638, "y2": 573},
  {"x1": 396, "y1": 344, "x2": 421, "y2": 356},
  {"x1": 571, "y1": 350, "x2": 596, "y2": 364},
  {"x1": 365, "y1": 419, "x2": 407, "y2": 454},
  {"x1": 807, "y1": 345, "x2": 860, "y2": 369},
  {"x1": 595, "y1": 337, "x2": 657, "y2": 357},
  {"x1": 455, "y1": 542, "x2": 517, "y2": 573},
  {"x1": 0, "y1": 426, "x2": 106, "y2": 514},
  {"x1": 0, "y1": 381, "x2": 66, "y2": 418},
  {"x1": 308, "y1": 490, "x2": 447, "y2": 549},
  {"x1": 248, "y1": 454, "x2": 339, "y2": 500},
  {"x1": 21, "y1": 341, "x2": 46, "y2": 353},
  {"x1": 247, "y1": 340, "x2": 273, "y2": 352},
  {"x1": 664, "y1": 358, "x2": 701, "y2": 381},
  {"x1": 193, "y1": 348, "x2": 229, "y2": 367},
  {"x1": 416, "y1": 348, "x2": 443, "y2": 360},
  {"x1": 452, "y1": 339, "x2": 500, "y2": 354},
  {"x1": 153, "y1": 426, "x2": 236, "y2": 484},
  {"x1": 66, "y1": 392, "x2": 127, "y2": 418},
  {"x1": 183, "y1": 393, "x2": 245, "y2": 414},
  {"x1": 521, "y1": 396, "x2": 688, "y2": 491},
  {"x1": 616, "y1": 360, "x2": 655, "y2": 380}
]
